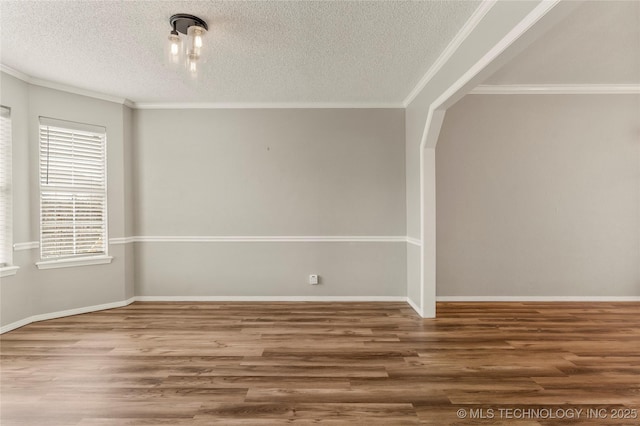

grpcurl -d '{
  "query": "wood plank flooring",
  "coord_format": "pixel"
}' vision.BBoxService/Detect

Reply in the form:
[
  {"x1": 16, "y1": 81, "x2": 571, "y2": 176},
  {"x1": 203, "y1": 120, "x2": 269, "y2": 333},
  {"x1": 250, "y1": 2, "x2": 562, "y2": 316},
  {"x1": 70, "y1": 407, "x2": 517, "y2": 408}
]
[{"x1": 1, "y1": 302, "x2": 639, "y2": 425}]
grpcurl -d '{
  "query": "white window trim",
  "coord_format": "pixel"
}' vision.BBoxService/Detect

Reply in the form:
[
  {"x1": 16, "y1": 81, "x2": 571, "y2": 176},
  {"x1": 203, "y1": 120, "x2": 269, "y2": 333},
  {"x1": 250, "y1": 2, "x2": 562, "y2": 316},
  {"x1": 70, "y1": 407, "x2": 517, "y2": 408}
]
[
  {"x1": 38, "y1": 117, "x2": 109, "y2": 263},
  {"x1": 0, "y1": 265, "x2": 19, "y2": 277},
  {"x1": 36, "y1": 255, "x2": 113, "y2": 270},
  {"x1": 1, "y1": 106, "x2": 13, "y2": 270}
]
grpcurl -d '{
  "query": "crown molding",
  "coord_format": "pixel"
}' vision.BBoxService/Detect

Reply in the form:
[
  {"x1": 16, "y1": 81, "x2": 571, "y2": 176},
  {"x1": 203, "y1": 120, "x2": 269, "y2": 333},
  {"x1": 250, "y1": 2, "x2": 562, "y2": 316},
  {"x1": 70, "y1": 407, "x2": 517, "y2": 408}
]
[
  {"x1": 1, "y1": 64, "x2": 401, "y2": 109},
  {"x1": 470, "y1": 84, "x2": 640, "y2": 95},
  {"x1": 403, "y1": 0, "x2": 497, "y2": 107},
  {"x1": 133, "y1": 102, "x2": 403, "y2": 109},
  {"x1": 0, "y1": 64, "x2": 31, "y2": 82},
  {"x1": 1, "y1": 64, "x2": 134, "y2": 107}
]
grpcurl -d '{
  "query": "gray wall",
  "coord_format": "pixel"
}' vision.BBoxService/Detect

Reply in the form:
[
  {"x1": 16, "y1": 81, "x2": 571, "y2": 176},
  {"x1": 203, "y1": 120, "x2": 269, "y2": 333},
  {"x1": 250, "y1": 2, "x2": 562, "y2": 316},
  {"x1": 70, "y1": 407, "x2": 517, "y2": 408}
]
[
  {"x1": 123, "y1": 105, "x2": 136, "y2": 300},
  {"x1": 136, "y1": 242, "x2": 405, "y2": 297},
  {"x1": 436, "y1": 94, "x2": 640, "y2": 297},
  {"x1": 0, "y1": 74, "x2": 32, "y2": 326},
  {"x1": 403, "y1": 0, "x2": 553, "y2": 312},
  {"x1": 1, "y1": 73, "x2": 408, "y2": 329},
  {"x1": 1, "y1": 72, "x2": 132, "y2": 327},
  {"x1": 133, "y1": 109, "x2": 407, "y2": 297}
]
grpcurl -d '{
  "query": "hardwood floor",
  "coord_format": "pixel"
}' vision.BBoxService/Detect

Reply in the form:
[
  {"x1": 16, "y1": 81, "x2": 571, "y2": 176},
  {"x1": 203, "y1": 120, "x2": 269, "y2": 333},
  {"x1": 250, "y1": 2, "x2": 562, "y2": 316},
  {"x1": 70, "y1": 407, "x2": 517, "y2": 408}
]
[{"x1": 1, "y1": 302, "x2": 639, "y2": 425}]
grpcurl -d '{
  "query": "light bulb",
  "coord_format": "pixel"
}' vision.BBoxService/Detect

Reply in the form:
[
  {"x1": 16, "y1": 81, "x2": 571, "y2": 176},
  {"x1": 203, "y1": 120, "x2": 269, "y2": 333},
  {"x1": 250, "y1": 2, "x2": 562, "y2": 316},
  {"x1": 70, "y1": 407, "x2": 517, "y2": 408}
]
[
  {"x1": 167, "y1": 32, "x2": 182, "y2": 64},
  {"x1": 187, "y1": 25, "x2": 206, "y2": 58},
  {"x1": 187, "y1": 54, "x2": 198, "y2": 75}
]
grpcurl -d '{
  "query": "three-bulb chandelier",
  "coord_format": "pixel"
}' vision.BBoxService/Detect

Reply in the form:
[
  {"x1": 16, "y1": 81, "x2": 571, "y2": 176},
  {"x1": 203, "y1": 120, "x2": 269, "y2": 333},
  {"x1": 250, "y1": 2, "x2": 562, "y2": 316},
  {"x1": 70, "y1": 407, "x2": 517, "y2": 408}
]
[{"x1": 167, "y1": 14, "x2": 208, "y2": 75}]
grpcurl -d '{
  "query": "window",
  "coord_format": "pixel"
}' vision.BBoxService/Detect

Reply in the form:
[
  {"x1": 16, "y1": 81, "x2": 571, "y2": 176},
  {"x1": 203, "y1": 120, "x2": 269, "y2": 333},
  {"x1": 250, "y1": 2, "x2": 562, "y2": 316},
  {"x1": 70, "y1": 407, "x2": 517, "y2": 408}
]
[
  {"x1": 38, "y1": 118, "x2": 108, "y2": 263},
  {"x1": 0, "y1": 106, "x2": 13, "y2": 270}
]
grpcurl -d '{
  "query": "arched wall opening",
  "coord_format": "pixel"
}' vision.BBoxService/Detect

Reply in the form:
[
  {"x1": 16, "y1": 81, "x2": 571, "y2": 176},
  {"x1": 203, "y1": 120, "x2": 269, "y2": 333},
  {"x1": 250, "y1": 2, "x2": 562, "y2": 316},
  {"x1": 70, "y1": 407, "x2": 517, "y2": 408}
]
[{"x1": 414, "y1": 0, "x2": 580, "y2": 317}]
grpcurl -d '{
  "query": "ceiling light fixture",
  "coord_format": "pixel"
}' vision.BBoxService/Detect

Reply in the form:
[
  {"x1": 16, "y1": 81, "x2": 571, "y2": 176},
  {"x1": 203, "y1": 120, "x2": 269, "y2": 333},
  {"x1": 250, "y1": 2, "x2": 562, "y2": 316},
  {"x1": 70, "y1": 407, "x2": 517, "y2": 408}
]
[{"x1": 167, "y1": 14, "x2": 208, "y2": 76}]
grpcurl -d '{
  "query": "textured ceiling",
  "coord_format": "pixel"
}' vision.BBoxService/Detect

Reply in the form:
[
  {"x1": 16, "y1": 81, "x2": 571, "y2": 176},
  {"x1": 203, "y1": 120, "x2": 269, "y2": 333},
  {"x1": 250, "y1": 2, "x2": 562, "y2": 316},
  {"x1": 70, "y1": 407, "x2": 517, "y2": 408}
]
[
  {"x1": 0, "y1": 0, "x2": 480, "y2": 104},
  {"x1": 486, "y1": 0, "x2": 640, "y2": 85}
]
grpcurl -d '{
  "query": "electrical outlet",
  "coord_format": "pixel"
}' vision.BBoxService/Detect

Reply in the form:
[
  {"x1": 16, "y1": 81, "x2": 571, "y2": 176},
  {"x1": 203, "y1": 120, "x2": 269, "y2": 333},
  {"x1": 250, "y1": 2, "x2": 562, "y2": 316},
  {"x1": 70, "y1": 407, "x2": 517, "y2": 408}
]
[{"x1": 309, "y1": 274, "x2": 319, "y2": 285}]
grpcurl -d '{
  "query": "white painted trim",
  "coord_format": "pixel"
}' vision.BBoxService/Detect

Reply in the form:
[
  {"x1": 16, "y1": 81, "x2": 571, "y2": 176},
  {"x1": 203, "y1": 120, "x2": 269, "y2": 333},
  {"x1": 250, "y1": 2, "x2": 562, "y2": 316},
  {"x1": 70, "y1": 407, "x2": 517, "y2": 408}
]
[
  {"x1": 0, "y1": 317, "x2": 32, "y2": 334},
  {"x1": 406, "y1": 237, "x2": 422, "y2": 247},
  {"x1": 437, "y1": 296, "x2": 640, "y2": 302},
  {"x1": 0, "y1": 296, "x2": 410, "y2": 334},
  {"x1": 416, "y1": 0, "x2": 563, "y2": 319},
  {"x1": 109, "y1": 237, "x2": 136, "y2": 245},
  {"x1": 4, "y1": 296, "x2": 639, "y2": 334},
  {"x1": 446, "y1": 1, "x2": 564, "y2": 102},
  {"x1": 1, "y1": 64, "x2": 133, "y2": 106},
  {"x1": 470, "y1": 84, "x2": 640, "y2": 95},
  {"x1": 0, "y1": 297, "x2": 136, "y2": 334},
  {"x1": 13, "y1": 241, "x2": 39, "y2": 251},
  {"x1": 403, "y1": 0, "x2": 497, "y2": 107},
  {"x1": 0, "y1": 266, "x2": 19, "y2": 278},
  {"x1": 134, "y1": 102, "x2": 403, "y2": 110},
  {"x1": 36, "y1": 255, "x2": 113, "y2": 270},
  {"x1": 16, "y1": 239, "x2": 135, "y2": 249},
  {"x1": 2, "y1": 63, "x2": 401, "y2": 110},
  {"x1": 406, "y1": 297, "x2": 423, "y2": 316},
  {"x1": 0, "y1": 64, "x2": 31, "y2": 83},
  {"x1": 134, "y1": 235, "x2": 407, "y2": 243},
  {"x1": 135, "y1": 296, "x2": 407, "y2": 302},
  {"x1": 15, "y1": 236, "x2": 437, "y2": 247}
]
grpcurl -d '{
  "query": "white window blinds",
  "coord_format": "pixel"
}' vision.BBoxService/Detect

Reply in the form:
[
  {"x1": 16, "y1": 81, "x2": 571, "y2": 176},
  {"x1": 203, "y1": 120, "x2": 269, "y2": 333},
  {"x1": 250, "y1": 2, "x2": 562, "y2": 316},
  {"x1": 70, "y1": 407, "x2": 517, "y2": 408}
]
[
  {"x1": 0, "y1": 106, "x2": 12, "y2": 267},
  {"x1": 39, "y1": 118, "x2": 107, "y2": 259}
]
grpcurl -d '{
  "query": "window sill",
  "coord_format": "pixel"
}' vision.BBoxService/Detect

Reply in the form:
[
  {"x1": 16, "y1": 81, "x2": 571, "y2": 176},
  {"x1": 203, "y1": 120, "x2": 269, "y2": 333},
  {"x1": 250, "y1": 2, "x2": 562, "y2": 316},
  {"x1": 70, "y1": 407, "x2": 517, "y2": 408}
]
[
  {"x1": 36, "y1": 255, "x2": 113, "y2": 270},
  {"x1": 0, "y1": 266, "x2": 20, "y2": 278}
]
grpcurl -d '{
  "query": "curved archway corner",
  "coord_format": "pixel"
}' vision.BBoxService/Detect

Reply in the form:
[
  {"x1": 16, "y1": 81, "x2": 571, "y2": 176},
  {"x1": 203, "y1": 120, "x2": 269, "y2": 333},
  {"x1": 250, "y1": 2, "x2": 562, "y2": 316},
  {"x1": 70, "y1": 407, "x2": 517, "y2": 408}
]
[{"x1": 413, "y1": 0, "x2": 576, "y2": 318}]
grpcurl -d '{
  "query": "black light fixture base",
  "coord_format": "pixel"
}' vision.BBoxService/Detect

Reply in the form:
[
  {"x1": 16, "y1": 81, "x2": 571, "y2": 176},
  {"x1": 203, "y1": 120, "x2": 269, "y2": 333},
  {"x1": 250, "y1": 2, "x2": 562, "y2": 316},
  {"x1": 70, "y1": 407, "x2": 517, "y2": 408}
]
[{"x1": 170, "y1": 14, "x2": 208, "y2": 34}]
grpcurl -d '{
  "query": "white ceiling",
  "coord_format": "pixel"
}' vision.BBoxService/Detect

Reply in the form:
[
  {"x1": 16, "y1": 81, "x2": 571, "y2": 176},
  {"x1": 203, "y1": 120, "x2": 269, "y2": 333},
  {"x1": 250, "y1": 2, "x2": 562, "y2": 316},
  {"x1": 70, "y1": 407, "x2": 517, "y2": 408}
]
[
  {"x1": 0, "y1": 0, "x2": 481, "y2": 104},
  {"x1": 486, "y1": 0, "x2": 640, "y2": 85}
]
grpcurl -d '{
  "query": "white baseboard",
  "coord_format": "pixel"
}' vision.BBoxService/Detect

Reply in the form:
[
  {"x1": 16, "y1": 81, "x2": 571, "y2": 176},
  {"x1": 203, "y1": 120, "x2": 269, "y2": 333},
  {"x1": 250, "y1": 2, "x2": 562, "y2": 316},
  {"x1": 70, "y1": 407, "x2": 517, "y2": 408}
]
[
  {"x1": 0, "y1": 317, "x2": 33, "y2": 334},
  {"x1": 4, "y1": 295, "x2": 639, "y2": 334},
  {"x1": 436, "y1": 296, "x2": 640, "y2": 302},
  {"x1": 134, "y1": 295, "x2": 407, "y2": 303},
  {"x1": 0, "y1": 296, "x2": 407, "y2": 334},
  {"x1": 0, "y1": 297, "x2": 136, "y2": 334},
  {"x1": 406, "y1": 297, "x2": 422, "y2": 316}
]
